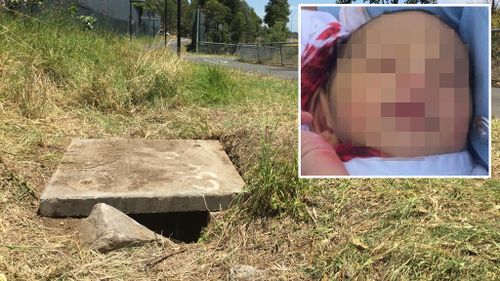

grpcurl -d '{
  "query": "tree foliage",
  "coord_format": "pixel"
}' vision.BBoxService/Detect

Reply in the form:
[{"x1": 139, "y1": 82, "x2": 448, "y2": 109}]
[
  {"x1": 136, "y1": 0, "x2": 286, "y2": 44},
  {"x1": 1, "y1": 0, "x2": 44, "y2": 13},
  {"x1": 360, "y1": 0, "x2": 437, "y2": 3},
  {"x1": 193, "y1": 0, "x2": 261, "y2": 43},
  {"x1": 142, "y1": 0, "x2": 192, "y2": 37},
  {"x1": 264, "y1": 0, "x2": 290, "y2": 27},
  {"x1": 262, "y1": 21, "x2": 289, "y2": 42},
  {"x1": 203, "y1": 0, "x2": 229, "y2": 42}
]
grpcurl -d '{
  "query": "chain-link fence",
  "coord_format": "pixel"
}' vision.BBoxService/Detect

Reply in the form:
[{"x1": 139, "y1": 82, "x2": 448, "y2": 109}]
[
  {"x1": 237, "y1": 42, "x2": 298, "y2": 67},
  {"x1": 197, "y1": 42, "x2": 238, "y2": 55},
  {"x1": 192, "y1": 7, "x2": 297, "y2": 67},
  {"x1": 198, "y1": 42, "x2": 298, "y2": 67},
  {"x1": 237, "y1": 42, "x2": 298, "y2": 66}
]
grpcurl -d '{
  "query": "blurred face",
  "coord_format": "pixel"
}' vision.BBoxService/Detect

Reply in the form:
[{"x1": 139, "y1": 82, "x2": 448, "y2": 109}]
[{"x1": 330, "y1": 11, "x2": 470, "y2": 157}]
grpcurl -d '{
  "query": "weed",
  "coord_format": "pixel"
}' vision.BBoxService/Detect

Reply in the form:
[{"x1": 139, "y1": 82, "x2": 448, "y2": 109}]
[
  {"x1": 188, "y1": 65, "x2": 238, "y2": 105},
  {"x1": 130, "y1": 50, "x2": 186, "y2": 106},
  {"x1": 237, "y1": 133, "x2": 311, "y2": 220},
  {"x1": 0, "y1": 158, "x2": 37, "y2": 201}
]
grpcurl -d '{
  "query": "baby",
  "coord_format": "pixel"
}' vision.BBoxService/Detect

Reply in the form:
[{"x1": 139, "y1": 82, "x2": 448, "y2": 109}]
[{"x1": 301, "y1": 8, "x2": 487, "y2": 176}]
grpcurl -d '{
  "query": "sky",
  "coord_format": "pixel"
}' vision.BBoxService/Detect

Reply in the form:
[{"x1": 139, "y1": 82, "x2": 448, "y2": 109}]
[
  {"x1": 245, "y1": 0, "x2": 478, "y2": 32},
  {"x1": 246, "y1": 0, "x2": 342, "y2": 32}
]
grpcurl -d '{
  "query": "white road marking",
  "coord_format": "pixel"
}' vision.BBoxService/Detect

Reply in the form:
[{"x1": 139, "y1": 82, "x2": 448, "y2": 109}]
[{"x1": 202, "y1": 58, "x2": 228, "y2": 65}]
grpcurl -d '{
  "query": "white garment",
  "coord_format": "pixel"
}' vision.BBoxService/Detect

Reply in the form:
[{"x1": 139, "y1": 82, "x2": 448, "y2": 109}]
[
  {"x1": 300, "y1": 8, "x2": 372, "y2": 55},
  {"x1": 300, "y1": 10, "x2": 338, "y2": 54},
  {"x1": 339, "y1": 7, "x2": 372, "y2": 33},
  {"x1": 344, "y1": 150, "x2": 488, "y2": 176}
]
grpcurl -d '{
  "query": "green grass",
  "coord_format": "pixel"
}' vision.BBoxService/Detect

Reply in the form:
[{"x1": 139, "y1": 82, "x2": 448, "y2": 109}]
[
  {"x1": 237, "y1": 139, "x2": 312, "y2": 220},
  {"x1": 188, "y1": 65, "x2": 237, "y2": 104},
  {"x1": 0, "y1": 10, "x2": 189, "y2": 115}
]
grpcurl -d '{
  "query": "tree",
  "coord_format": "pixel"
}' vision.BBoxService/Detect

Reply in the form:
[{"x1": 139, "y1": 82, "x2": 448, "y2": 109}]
[
  {"x1": 144, "y1": 0, "x2": 192, "y2": 37},
  {"x1": 465, "y1": 0, "x2": 499, "y2": 12},
  {"x1": 1, "y1": 0, "x2": 43, "y2": 14},
  {"x1": 190, "y1": 0, "x2": 262, "y2": 44},
  {"x1": 187, "y1": 0, "x2": 263, "y2": 45},
  {"x1": 181, "y1": 0, "x2": 193, "y2": 37},
  {"x1": 232, "y1": 11, "x2": 245, "y2": 42},
  {"x1": 263, "y1": 21, "x2": 289, "y2": 42},
  {"x1": 362, "y1": 0, "x2": 437, "y2": 3},
  {"x1": 244, "y1": 8, "x2": 262, "y2": 42},
  {"x1": 264, "y1": 0, "x2": 290, "y2": 28},
  {"x1": 403, "y1": 0, "x2": 437, "y2": 3},
  {"x1": 219, "y1": 0, "x2": 246, "y2": 42},
  {"x1": 204, "y1": 0, "x2": 230, "y2": 42}
]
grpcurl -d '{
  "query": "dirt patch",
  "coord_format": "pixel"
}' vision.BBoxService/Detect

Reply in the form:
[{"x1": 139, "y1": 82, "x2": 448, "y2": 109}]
[{"x1": 219, "y1": 127, "x2": 260, "y2": 176}]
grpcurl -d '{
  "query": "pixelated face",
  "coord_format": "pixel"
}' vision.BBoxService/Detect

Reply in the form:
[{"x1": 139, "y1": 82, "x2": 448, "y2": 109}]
[{"x1": 330, "y1": 11, "x2": 470, "y2": 157}]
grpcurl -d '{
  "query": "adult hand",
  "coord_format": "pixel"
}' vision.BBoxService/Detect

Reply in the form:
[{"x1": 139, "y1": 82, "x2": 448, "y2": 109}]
[{"x1": 301, "y1": 112, "x2": 348, "y2": 175}]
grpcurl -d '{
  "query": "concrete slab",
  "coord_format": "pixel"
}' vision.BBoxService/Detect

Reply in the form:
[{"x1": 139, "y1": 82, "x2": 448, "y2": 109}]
[{"x1": 39, "y1": 139, "x2": 245, "y2": 217}]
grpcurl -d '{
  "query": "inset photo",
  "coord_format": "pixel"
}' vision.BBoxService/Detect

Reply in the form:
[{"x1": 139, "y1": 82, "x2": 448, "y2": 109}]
[{"x1": 299, "y1": 4, "x2": 491, "y2": 177}]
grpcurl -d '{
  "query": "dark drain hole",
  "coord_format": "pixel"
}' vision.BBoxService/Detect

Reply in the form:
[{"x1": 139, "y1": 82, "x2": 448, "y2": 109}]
[{"x1": 130, "y1": 211, "x2": 210, "y2": 243}]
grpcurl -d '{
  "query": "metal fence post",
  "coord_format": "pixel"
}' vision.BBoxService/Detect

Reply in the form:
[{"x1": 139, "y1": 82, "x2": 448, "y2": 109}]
[
  {"x1": 279, "y1": 43, "x2": 284, "y2": 66},
  {"x1": 164, "y1": 0, "x2": 167, "y2": 46},
  {"x1": 256, "y1": 43, "x2": 260, "y2": 63},
  {"x1": 129, "y1": 0, "x2": 132, "y2": 41},
  {"x1": 177, "y1": 0, "x2": 181, "y2": 57},
  {"x1": 152, "y1": 14, "x2": 155, "y2": 38},
  {"x1": 196, "y1": 8, "x2": 200, "y2": 53}
]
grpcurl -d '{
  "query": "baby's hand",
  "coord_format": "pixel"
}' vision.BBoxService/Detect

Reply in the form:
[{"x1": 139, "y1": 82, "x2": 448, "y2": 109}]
[{"x1": 301, "y1": 112, "x2": 348, "y2": 175}]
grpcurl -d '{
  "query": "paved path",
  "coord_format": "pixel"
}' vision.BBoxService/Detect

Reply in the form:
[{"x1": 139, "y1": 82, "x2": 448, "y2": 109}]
[
  {"x1": 184, "y1": 55, "x2": 298, "y2": 80},
  {"x1": 492, "y1": 88, "x2": 500, "y2": 117}
]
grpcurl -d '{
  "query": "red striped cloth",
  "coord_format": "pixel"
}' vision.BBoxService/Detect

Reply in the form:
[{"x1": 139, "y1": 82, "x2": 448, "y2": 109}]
[
  {"x1": 301, "y1": 22, "x2": 342, "y2": 109},
  {"x1": 301, "y1": 19, "x2": 381, "y2": 161}
]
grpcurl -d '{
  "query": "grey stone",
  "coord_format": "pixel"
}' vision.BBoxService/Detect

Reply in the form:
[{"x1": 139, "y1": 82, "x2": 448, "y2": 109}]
[
  {"x1": 78, "y1": 203, "x2": 170, "y2": 252},
  {"x1": 39, "y1": 139, "x2": 244, "y2": 217},
  {"x1": 229, "y1": 265, "x2": 261, "y2": 280}
]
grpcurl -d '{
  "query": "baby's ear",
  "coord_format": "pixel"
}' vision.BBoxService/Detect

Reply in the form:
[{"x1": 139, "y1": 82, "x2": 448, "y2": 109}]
[{"x1": 309, "y1": 87, "x2": 335, "y2": 136}]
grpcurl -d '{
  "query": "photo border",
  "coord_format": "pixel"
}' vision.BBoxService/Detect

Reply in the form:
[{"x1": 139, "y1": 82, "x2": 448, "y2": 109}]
[{"x1": 297, "y1": 3, "x2": 492, "y2": 179}]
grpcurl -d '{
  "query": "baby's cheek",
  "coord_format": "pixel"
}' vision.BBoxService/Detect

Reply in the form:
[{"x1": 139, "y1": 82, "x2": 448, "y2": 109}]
[
  {"x1": 365, "y1": 106, "x2": 382, "y2": 131},
  {"x1": 365, "y1": 132, "x2": 382, "y2": 147},
  {"x1": 396, "y1": 73, "x2": 426, "y2": 89}
]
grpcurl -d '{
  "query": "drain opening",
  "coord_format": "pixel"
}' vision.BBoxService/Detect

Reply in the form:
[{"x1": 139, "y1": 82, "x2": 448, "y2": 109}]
[{"x1": 130, "y1": 211, "x2": 210, "y2": 243}]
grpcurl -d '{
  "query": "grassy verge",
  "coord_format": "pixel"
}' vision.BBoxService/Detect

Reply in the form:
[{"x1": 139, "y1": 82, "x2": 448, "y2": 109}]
[{"x1": 0, "y1": 8, "x2": 499, "y2": 281}]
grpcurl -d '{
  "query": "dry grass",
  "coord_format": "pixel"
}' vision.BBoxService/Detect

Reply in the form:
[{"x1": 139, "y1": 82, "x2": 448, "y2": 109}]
[
  {"x1": 0, "y1": 81, "x2": 298, "y2": 280},
  {"x1": 1, "y1": 109, "x2": 497, "y2": 281},
  {"x1": 0, "y1": 10, "x2": 298, "y2": 280},
  {"x1": 0, "y1": 8, "x2": 499, "y2": 281}
]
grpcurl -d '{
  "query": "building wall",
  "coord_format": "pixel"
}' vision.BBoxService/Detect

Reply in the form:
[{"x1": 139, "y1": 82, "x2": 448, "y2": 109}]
[
  {"x1": 76, "y1": 0, "x2": 160, "y2": 36},
  {"x1": 78, "y1": 0, "x2": 134, "y2": 22}
]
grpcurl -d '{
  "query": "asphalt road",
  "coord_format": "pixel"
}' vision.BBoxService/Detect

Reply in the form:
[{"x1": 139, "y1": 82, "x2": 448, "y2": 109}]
[
  {"x1": 184, "y1": 55, "x2": 298, "y2": 80},
  {"x1": 145, "y1": 38, "x2": 191, "y2": 51},
  {"x1": 145, "y1": 38, "x2": 297, "y2": 80},
  {"x1": 151, "y1": 44, "x2": 498, "y2": 113}
]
